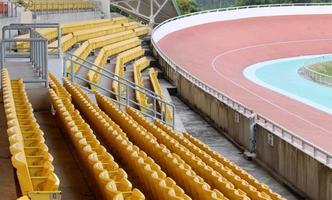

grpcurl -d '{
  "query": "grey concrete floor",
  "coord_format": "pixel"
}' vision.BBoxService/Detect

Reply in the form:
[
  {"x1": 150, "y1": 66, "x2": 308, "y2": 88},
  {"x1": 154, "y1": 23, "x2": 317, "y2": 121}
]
[
  {"x1": 35, "y1": 111, "x2": 96, "y2": 200},
  {"x1": 0, "y1": 101, "x2": 18, "y2": 200},
  {"x1": 170, "y1": 96, "x2": 300, "y2": 200}
]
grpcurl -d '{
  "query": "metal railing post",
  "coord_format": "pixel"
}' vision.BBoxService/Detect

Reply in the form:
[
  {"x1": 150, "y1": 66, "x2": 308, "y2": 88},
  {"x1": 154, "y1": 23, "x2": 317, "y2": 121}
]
[
  {"x1": 44, "y1": 40, "x2": 48, "y2": 87},
  {"x1": 70, "y1": 59, "x2": 74, "y2": 82},
  {"x1": 63, "y1": 56, "x2": 67, "y2": 77},
  {"x1": 172, "y1": 105, "x2": 175, "y2": 129},
  {"x1": 0, "y1": 42, "x2": 4, "y2": 69},
  {"x1": 57, "y1": 25, "x2": 61, "y2": 57},
  {"x1": 126, "y1": 84, "x2": 129, "y2": 106},
  {"x1": 153, "y1": 96, "x2": 157, "y2": 118}
]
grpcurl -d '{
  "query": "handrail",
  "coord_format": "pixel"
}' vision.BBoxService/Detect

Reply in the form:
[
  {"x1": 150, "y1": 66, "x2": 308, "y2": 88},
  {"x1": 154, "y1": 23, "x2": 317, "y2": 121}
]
[
  {"x1": 256, "y1": 114, "x2": 332, "y2": 168},
  {"x1": 66, "y1": 52, "x2": 159, "y2": 97},
  {"x1": 154, "y1": 3, "x2": 332, "y2": 26},
  {"x1": 64, "y1": 52, "x2": 176, "y2": 128},
  {"x1": 301, "y1": 56, "x2": 332, "y2": 86},
  {"x1": 151, "y1": 3, "x2": 332, "y2": 168}
]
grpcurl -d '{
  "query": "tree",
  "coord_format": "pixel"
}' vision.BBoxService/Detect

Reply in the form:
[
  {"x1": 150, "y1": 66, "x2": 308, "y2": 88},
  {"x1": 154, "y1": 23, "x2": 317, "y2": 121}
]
[{"x1": 177, "y1": 0, "x2": 200, "y2": 14}]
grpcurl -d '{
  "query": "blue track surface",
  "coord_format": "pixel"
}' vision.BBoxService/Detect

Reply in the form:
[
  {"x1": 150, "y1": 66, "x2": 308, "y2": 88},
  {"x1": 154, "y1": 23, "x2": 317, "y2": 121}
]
[{"x1": 244, "y1": 55, "x2": 332, "y2": 115}]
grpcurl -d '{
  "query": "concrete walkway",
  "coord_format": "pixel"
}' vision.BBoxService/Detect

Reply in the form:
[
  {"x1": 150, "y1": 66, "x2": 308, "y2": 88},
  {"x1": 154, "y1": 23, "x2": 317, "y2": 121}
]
[{"x1": 171, "y1": 95, "x2": 300, "y2": 200}]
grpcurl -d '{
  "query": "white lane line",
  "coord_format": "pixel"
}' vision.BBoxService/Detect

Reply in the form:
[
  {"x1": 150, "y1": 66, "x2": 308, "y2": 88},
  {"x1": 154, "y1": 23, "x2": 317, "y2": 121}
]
[{"x1": 211, "y1": 38, "x2": 332, "y2": 135}]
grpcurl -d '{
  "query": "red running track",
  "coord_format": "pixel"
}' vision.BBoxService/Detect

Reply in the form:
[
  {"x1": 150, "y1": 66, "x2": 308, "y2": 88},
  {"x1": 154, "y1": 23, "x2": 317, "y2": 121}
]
[{"x1": 157, "y1": 15, "x2": 332, "y2": 153}]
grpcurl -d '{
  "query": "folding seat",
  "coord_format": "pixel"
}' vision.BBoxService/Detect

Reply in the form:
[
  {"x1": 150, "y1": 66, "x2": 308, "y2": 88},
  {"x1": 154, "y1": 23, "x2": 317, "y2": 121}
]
[
  {"x1": 28, "y1": 161, "x2": 54, "y2": 177},
  {"x1": 8, "y1": 133, "x2": 23, "y2": 145},
  {"x1": 112, "y1": 188, "x2": 145, "y2": 200},
  {"x1": 33, "y1": 172, "x2": 60, "y2": 192},
  {"x1": 23, "y1": 144, "x2": 49, "y2": 160},
  {"x1": 26, "y1": 151, "x2": 54, "y2": 166},
  {"x1": 11, "y1": 151, "x2": 34, "y2": 194}
]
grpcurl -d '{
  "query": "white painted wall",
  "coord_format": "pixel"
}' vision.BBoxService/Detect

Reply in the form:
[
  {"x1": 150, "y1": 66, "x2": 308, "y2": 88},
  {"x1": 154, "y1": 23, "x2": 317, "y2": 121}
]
[
  {"x1": 152, "y1": 6, "x2": 332, "y2": 42},
  {"x1": 35, "y1": 11, "x2": 101, "y2": 23}
]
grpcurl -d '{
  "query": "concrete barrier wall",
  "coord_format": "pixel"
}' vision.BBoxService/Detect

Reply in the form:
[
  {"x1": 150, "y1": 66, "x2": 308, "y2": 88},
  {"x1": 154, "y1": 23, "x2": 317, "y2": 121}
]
[{"x1": 255, "y1": 125, "x2": 332, "y2": 200}]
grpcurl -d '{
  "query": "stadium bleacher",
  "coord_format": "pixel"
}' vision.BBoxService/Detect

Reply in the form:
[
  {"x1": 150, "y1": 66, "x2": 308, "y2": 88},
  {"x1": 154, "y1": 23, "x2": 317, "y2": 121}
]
[
  {"x1": 1, "y1": 69, "x2": 60, "y2": 199},
  {"x1": 88, "y1": 37, "x2": 142, "y2": 87},
  {"x1": 62, "y1": 79, "x2": 191, "y2": 200},
  {"x1": 0, "y1": 10, "x2": 290, "y2": 199},
  {"x1": 22, "y1": 0, "x2": 95, "y2": 12},
  {"x1": 112, "y1": 46, "x2": 145, "y2": 98},
  {"x1": 48, "y1": 76, "x2": 145, "y2": 200},
  {"x1": 67, "y1": 26, "x2": 140, "y2": 73},
  {"x1": 133, "y1": 57, "x2": 152, "y2": 111},
  {"x1": 149, "y1": 68, "x2": 173, "y2": 123}
]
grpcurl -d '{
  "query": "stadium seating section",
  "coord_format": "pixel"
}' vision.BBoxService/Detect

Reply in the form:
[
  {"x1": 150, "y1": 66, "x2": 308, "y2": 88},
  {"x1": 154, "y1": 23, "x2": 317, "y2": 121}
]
[
  {"x1": 48, "y1": 76, "x2": 145, "y2": 200},
  {"x1": 22, "y1": 0, "x2": 95, "y2": 12},
  {"x1": 2, "y1": 14, "x2": 286, "y2": 200},
  {"x1": 1, "y1": 69, "x2": 60, "y2": 199},
  {"x1": 149, "y1": 68, "x2": 173, "y2": 122},
  {"x1": 112, "y1": 46, "x2": 145, "y2": 99},
  {"x1": 67, "y1": 24, "x2": 140, "y2": 73},
  {"x1": 133, "y1": 57, "x2": 152, "y2": 111},
  {"x1": 88, "y1": 37, "x2": 142, "y2": 87},
  {"x1": 62, "y1": 79, "x2": 191, "y2": 200}
]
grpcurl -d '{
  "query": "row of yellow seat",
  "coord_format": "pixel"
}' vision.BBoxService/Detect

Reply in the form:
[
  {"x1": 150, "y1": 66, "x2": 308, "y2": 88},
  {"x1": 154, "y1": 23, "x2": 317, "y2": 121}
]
[
  {"x1": 48, "y1": 18, "x2": 129, "y2": 52},
  {"x1": 62, "y1": 24, "x2": 124, "y2": 53},
  {"x1": 23, "y1": 0, "x2": 95, "y2": 11},
  {"x1": 62, "y1": 79, "x2": 191, "y2": 200},
  {"x1": 183, "y1": 132, "x2": 284, "y2": 199},
  {"x1": 48, "y1": 82, "x2": 144, "y2": 200},
  {"x1": 1, "y1": 69, "x2": 60, "y2": 199},
  {"x1": 112, "y1": 46, "x2": 145, "y2": 99},
  {"x1": 126, "y1": 105, "x2": 285, "y2": 200},
  {"x1": 49, "y1": 73, "x2": 71, "y2": 100},
  {"x1": 95, "y1": 92, "x2": 229, "y2": 200},
  {"x1": 149, "y1": 68, "x2": 173, "y2": 123},
  {"x1": 125, "y1": 106, "x2": 252, "y2": 200},
  {"x1": 88, "y1": 37, "x2": 142, "y2": 88},
  {"x1": 154, "y1": 121, "x2": 284, "y2": 200},
  {"x1": 17, "y1": 18, "x2": 128, "y2": 52},
  {"x1": 67, "y1": 23, "x2": 140, "y2": 73},
  {"x1": 133, "y1": 57, "x2": 152, "y2": 111}
]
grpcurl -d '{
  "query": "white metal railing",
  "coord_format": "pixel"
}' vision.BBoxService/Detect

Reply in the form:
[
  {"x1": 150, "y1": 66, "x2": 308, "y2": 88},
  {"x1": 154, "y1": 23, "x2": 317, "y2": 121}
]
[
  {"x1": 64, "y1": 52, "x2": 176, "y2": 128},
  {"x1": 256, "y1": 114, "x2": 332, "y2": 168},
  {"x1": 151, "y1": 3, "x2": 332, "y2": 169},
  {"x1": 302, "y1": 56, "x2": 332, "y2": 86},
  {"x1": 154, "y1": 2, "x2": 332, "y2": 26}
]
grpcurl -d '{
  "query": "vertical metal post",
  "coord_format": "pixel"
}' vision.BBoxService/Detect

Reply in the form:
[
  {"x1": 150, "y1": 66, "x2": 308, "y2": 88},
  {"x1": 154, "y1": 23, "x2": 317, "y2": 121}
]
[
  {"x1": 57, "y1": 25, "x2": 61, "y2": 57},
  {"x1": 117, "y1": 78, "x2": 120, "y2": 103},
  {"x1": 62, "y1": 55, "x2": 67, "y2": 76},
  {"x1": 41, "y1": 40, "x2": 45, "y2": 77},
  {"x1": 126, "y1": 84, "x2": 129, "y2": 105},
  {"x1": 44, "y1": 40, "x2": 48, "y2": 87},
  {"x1": 37, "y1": 40, "x2": 41, "y2": 72},
  {"x1": 0, "y1": 42, "x2": 4, "y2": 70},
  {"x1": 153, "y1": 96, "x2": 157, "y2": 118},
  {"x1": 172, "y1": 104, "x2": 175, "y2": 129},
  {"x1": 30, "y1": 30, "x2": 33, "y2": 63},
  {"x1": 70, "y1": 59, "x2": 74, "y2": 82},
  {"x1": 8, "y1": 30, "x2": 11, "y2": 53},
  {"x1": 2, "y1": 28, "x2": 5, "y2": 40}
]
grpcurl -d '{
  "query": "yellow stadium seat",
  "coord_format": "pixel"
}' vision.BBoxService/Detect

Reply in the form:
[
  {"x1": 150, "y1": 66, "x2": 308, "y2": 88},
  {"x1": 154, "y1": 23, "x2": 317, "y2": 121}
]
[{"x1": 63, "y1": 81, "x2": 190, "y2": 200}]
